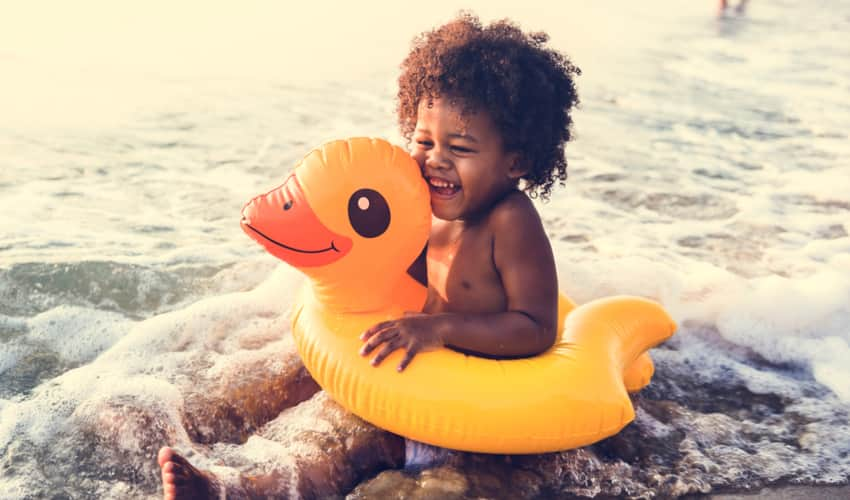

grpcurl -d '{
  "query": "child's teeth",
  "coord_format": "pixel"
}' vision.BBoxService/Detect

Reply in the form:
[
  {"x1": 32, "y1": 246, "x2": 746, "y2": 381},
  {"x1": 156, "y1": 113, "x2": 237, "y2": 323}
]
[{"x1": 430, "y1": 178, "x2": 456, "y2": 188}]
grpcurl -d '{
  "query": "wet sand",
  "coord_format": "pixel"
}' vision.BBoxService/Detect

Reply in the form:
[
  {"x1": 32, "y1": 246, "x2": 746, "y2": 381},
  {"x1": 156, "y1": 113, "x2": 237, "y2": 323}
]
[{"x1": 705, "y1": 484, "x2": 850, "y2": 500}]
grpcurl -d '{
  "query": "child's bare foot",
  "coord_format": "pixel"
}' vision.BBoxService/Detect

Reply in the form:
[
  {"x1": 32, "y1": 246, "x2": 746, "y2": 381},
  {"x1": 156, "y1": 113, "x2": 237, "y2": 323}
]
[{"x1": 157, "y1": 447, "x2": 219, "y2": 500}]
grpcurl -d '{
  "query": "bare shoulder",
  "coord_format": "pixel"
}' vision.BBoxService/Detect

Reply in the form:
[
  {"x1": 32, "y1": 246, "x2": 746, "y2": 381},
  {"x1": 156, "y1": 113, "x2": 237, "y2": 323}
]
[
  {"x1": 488, "y1": 190, "x2": 553, "y2": 268},
  {"x1": 487, "y1": 191, "x2": 545, "y2": 232},
  {"x1": 488, "y1": 190, "x2": 558, "y2": 319}
]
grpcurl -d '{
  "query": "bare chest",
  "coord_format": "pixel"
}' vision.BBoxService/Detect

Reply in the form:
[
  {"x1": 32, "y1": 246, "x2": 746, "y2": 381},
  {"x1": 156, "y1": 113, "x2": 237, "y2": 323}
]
[{"x1": 425, "y1": 222, "x2": 506, "y2": 314}]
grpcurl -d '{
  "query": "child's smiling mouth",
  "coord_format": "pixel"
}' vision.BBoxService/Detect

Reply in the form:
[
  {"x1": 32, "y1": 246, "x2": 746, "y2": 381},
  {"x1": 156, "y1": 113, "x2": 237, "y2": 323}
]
[{"x1": 427, "y1": 176, "x2": 461, "y2": 197}]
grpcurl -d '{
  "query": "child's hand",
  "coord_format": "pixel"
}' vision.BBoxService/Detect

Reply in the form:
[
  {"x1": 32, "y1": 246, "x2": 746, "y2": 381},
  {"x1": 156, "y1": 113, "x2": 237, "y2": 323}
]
[{"x1": 359, "y1": 313, "x2": 444, "y2": 372}]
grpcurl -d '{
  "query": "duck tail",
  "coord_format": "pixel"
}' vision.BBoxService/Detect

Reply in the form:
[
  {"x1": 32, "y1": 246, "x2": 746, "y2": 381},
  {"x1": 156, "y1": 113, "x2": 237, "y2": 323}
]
[
  {"x1": 567, "y1": 296, "x2": 676, "y2": 392},
  {"x1": 623, "y1": 352, "x2": 655, "y2": 393}
]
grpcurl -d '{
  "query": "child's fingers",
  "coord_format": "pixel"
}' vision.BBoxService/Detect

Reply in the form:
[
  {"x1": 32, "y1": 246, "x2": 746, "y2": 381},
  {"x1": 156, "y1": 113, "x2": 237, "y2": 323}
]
[
  {"x1": 371, "y1": 339, "x2": 403, "y2": 366},
  {"x1": 359, "y1": 328, "x2": 395, "y2": 356},
  {"x1": 397, "y1": 347, "x2": 418, "y2": 372},
  {"x1": 360, "y1": 320, "x2": 394, "y2": 341}
]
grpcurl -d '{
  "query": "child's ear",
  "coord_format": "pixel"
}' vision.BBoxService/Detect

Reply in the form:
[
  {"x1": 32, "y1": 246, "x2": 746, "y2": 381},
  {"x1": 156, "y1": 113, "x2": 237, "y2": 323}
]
[{"x1": 506, "y1": 154, "x2": 528, "y2": 180}]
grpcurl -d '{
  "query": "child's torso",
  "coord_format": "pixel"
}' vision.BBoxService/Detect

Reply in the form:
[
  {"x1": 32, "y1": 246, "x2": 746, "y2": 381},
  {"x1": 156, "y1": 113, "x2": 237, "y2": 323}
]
[{"x1": 424, "y1": 216, "x2": 507, "y2": 315}]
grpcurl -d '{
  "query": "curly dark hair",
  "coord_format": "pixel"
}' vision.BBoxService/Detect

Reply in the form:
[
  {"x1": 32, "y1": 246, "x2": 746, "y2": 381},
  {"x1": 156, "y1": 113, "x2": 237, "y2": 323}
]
[{"x1": 397, "y1": 12, "x2": 581, "y2": 200}]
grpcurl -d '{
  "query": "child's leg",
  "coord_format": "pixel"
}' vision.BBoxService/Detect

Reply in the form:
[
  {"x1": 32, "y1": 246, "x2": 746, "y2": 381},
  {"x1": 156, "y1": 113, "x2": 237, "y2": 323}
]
[
  {"x1": 180, "y1": 336, "x2": 320, "y2": 444},
  {"x1": 158, "y1": 392, "x2": 404, "y2": 498}
]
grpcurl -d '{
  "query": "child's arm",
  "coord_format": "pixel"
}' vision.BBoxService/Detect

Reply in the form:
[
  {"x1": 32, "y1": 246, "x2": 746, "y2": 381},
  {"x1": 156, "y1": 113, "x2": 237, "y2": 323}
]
[{"x1": 361, "y1": 196, "x2": 558, "y2": 371}]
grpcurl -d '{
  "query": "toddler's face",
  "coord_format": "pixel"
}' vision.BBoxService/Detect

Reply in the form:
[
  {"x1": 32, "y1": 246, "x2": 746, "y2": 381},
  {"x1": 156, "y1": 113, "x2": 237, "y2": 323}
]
[{"x1": 410, "y1": 98, "x2": 521, "y2": 221}]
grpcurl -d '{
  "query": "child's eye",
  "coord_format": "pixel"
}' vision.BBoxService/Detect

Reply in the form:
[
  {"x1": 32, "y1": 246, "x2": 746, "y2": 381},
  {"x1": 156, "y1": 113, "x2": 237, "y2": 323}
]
[
  {"x1": 416, "y1": 140, "x2": 433, "y2": 147},
  {"x1": 451, "y1": 145, "x2": 473, "y2": 153}
]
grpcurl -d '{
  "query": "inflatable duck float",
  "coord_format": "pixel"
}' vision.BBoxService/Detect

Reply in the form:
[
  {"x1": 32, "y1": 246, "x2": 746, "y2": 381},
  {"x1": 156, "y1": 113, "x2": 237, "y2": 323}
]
[{"x1": 241, "y1": 137, "x2": 676, "y2": 454}]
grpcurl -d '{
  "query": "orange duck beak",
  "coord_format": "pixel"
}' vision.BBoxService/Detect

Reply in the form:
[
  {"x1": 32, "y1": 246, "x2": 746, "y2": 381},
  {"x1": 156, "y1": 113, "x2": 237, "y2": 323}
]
[{"x1": 241, "y1": 174, "x2": 353, "y2": 268}]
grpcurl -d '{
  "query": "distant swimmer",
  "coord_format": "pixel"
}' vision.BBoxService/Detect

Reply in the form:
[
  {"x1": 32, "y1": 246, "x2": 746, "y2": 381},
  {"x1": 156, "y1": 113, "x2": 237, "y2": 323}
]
[{"x1": 718, "y1": 0, "x2": 749, "y2": 15}]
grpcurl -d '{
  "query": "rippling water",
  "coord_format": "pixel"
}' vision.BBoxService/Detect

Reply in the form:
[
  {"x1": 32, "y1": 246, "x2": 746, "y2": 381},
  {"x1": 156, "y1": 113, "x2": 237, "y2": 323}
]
[{"x1": 1, "y1": 1, "x2": 849, "y2": 498}]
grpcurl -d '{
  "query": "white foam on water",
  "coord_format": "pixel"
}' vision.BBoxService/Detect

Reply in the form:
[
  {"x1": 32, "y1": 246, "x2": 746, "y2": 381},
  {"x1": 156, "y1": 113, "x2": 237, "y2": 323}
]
[
  {"x1": 0, "y1": 316, "x2": 28, "y2": 375},
  {"x1": 0, "y1": 263, "x2": 304, "y2": 497},
  {"x1": 555, "y1": 245, "x2": 850, "y2": 405},
  {"x1": 714, "y1": 271, "x2": 850, "y2": 400},
  {"x1": 26, "y1": 306, "x2": 130, "y2": 364}
]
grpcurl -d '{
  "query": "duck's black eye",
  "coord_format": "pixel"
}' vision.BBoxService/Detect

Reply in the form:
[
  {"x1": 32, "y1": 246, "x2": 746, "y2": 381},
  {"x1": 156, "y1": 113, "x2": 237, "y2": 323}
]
[
  {"x1": 348, "y1": 189, "x2": 390, "y2": 238},
  {"x1": 283, "y1": 200, "x2": 293, "y2": 210}
]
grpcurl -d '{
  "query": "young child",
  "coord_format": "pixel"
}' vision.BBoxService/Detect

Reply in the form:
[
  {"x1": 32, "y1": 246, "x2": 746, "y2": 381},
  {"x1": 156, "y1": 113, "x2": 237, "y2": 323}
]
[
  {"x1": 158, "y1": 13, "x2": 580, "y2": 498},
  {"x1": 359, "y1": 13, "x2": 580, "y2": 466}
]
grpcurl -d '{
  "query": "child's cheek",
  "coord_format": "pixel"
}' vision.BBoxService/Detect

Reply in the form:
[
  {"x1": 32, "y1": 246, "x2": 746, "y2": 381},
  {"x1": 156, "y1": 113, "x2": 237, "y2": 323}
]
[{"x1": 411, "y1": 152, "x2": 427, "y2": 175}]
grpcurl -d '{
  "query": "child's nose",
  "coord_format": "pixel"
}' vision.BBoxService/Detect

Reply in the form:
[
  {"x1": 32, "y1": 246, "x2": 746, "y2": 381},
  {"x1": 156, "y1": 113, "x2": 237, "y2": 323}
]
[{"x1": 426, "y1": 149, "x2": 450, "y2": 170}]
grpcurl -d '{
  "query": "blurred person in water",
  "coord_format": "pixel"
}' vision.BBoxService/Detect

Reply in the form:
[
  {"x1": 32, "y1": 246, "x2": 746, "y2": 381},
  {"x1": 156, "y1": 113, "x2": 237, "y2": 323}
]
[{"x1": 719, "y1": 0, "x2": 749, "y2": 15}]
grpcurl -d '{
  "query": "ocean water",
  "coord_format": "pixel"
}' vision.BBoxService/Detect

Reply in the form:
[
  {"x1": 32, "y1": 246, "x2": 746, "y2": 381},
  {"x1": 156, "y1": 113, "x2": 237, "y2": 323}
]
[{"x1": 1, "y1": 0, "x2": 849, "y2": 498}]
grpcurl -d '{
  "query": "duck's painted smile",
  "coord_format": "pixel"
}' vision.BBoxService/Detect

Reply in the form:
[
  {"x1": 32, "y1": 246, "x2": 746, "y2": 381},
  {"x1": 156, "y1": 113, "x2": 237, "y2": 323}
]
[
  {"x1": 241, "y1": 220, "x2": 343, "y2": 254},
  {"x1": 240, "y1": 174, "x2": 353, "y2": 267}
]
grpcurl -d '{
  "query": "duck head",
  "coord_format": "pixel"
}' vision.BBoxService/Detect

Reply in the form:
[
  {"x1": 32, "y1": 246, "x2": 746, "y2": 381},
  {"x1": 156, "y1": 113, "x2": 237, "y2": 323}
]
[{"x1": 241, "y1": 137, "x2": 430, "y2": 312}]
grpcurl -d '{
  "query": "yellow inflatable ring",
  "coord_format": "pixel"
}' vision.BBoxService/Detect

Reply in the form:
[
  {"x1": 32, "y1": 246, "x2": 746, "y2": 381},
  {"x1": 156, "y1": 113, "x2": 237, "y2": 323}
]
[{"x1": 241, "y1": 137, "x2": 676, "y2": 454}]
